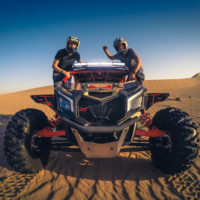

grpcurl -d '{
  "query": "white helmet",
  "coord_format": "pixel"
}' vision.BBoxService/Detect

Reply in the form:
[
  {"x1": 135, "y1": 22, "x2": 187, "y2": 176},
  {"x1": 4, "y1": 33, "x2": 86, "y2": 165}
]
[
  {"x1": 113, "y1": 37, "x2": 128, "y2": 53},
  {"x1": 66, "y1": 36, "x2": 80, "y2": 49}
]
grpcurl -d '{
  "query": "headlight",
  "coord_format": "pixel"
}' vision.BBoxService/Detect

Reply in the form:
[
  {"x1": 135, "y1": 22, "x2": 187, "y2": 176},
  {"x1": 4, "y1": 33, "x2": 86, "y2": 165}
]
[
  {"x1": 127, "y1": 90, "x2": 143, "y2": 112},
  {"x1": 127, "y1": 97, "x2": 143, "y2": 112},
  {"x1": 57, "y1": 91, "x2": 74, "y2": 112},
  {"x1": 59, "y1": 98, "x2": 71, "y2": 111}
]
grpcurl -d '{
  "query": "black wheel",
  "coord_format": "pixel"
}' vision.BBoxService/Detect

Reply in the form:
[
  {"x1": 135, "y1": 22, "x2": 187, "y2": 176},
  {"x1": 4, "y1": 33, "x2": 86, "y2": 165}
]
[
  {"x1": 150, "y1": 107, "x2": 199, "y2": 174},
  {"x1": 4, "y1": 109, "x2": 51, "y2": 173}
]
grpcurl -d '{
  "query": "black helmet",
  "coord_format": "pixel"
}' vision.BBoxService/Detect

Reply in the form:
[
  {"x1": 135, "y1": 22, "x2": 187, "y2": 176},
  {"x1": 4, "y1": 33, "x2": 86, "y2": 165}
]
[{"x1": 113, "y1": 37, "x2": 128, "y2": 54}]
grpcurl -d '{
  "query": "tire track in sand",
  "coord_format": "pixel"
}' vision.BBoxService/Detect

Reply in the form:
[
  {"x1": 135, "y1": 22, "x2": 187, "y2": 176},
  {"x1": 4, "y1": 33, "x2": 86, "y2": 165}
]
[
  {"x1": 16, "y1": 151, "x2": 182, "y2": 200},
  {"x1": 1, "y1": 100, "x2": 200, "y2": 200}
]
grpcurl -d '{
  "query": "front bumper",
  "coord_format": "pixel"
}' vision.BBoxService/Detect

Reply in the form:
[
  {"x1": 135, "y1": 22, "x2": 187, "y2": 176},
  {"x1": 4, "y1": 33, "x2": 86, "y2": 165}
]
[
  {"x1": 62, "y1": 115, "x2": 139, "y2": 158},
  {"x1": 71, "y1": 127, "x2": 130, "y2": 158},
  {"x1": 62, "y1": 116, "x2": 139, "y2": 134}
]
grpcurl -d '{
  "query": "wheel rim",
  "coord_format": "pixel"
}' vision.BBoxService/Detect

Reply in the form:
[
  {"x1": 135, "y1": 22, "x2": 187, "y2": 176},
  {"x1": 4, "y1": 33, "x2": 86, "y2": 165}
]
[
  {"x1": 30, "y1": 133, "x2": 42, "y2": 157},
  {"x1": 153, "y1": 133, "x2": 173, "y2": 153}
]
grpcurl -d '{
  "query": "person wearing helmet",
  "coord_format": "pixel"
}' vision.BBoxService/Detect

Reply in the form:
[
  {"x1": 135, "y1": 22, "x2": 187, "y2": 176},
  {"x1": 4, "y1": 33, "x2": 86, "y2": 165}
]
[
  {"x1": 103, "y1": 37, "x2": 145, "y2": 85},
  {"x1": 52, "y1": 36, "x2": 82, "y2": 88}
]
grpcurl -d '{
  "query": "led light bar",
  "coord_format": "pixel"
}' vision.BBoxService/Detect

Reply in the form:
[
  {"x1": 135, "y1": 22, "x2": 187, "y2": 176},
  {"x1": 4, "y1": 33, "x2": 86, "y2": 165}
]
[{"x1": 74, "y1": 62, "x2": 125, "y2": 67}]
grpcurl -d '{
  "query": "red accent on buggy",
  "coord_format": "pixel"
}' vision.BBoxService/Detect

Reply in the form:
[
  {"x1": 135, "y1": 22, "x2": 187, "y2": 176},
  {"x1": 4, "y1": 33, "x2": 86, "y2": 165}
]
[
  {"x1": 36, "y1": 127, "x2": 66, "y2": 137},
  {"x1": 36, "y1": 126, "x2": 166, "y2": 138},
  {"x1": 49, "y1": 114, "x2": 62, "y2": 127},
  {"x1": 135, "y1": 127, "x2": 166, "y2": 137},
  {"x1": 145, "y1": 93, "x2": 169, "y2": 109},
  {"x1": 88, "y1": 85, "x2": 113, "y2": 89},
  {"x1": 63, "y1": 70, "x2": 129, "y2": 84},
  {"x1": 31, "y1": 95, "x2": 55, "y2": 108},
  {"x1": 139, "y1": 113, "x2": 152, "y2": 127},
  {"x1": 79, "y1": 107, "x2": 89, "y2": 112}
]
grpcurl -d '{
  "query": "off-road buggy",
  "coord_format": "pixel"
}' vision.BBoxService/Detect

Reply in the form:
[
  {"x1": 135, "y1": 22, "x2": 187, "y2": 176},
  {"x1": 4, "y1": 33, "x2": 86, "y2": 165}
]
[{"x1": 4, "y1": 62, "x2": 199, "y2": 174}]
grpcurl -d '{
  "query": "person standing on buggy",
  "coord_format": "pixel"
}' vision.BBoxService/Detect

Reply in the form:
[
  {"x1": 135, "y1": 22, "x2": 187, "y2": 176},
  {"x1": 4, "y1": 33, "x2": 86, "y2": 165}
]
[
  {"x1": 102, "y1": 37, "x2": 145, "y2": 85},
  {"x1": 52, "y1": 35, "x2": 82, "y2": 89}
]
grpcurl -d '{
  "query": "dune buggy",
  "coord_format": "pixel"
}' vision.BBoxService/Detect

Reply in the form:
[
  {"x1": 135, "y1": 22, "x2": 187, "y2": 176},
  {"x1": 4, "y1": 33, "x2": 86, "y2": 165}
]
[{"x1": 4, "y1": 62, "x2": 199, "y2": 174}]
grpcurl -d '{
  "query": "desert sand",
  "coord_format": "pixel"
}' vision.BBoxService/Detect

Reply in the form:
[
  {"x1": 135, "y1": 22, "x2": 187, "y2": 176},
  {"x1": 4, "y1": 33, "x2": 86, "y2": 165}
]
[{"x1": 0, "y1": 75, "x2": 200, "y2": 200}]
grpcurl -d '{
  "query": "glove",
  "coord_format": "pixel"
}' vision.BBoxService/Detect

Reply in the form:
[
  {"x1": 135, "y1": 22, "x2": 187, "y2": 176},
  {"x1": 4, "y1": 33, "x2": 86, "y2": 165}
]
[
  {"x1": 62, "y1": 71, "x2": 70, "y2": 78},
  {"x1": 103, "y1": 46, "x2": 108, "y2": 51},
  {"x1": 128, "y1": 73, "x2": 136, "y2": 81}
]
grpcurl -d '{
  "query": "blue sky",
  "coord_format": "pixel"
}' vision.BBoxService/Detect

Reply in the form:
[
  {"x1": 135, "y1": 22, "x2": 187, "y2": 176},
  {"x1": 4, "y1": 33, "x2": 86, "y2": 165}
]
[{"x1": 1, "y1": 0, "x2": 200, "y2": 94}]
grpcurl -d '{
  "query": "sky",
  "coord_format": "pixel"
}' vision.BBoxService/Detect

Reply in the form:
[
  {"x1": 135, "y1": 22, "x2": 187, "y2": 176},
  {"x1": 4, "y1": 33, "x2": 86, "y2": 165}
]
[{"x1": 0, "y1": 0, "x2": 200, "y2": 94}]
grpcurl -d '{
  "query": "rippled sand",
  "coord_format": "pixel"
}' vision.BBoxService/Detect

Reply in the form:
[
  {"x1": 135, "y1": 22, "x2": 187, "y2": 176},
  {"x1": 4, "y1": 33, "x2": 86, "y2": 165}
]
[{"x1": 0, "y1": 76, "x2": 200, "y2": 200}]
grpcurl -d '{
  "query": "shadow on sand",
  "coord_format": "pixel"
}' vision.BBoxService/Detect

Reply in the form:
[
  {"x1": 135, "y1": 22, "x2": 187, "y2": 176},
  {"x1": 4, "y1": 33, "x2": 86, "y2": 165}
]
[
  {"x1": 44, "y1": 150, "x2": 165, "y2": 181},
  {"x1": 0, "y1": 114, "x2": 165, "y2": 182},
  {"x1": 0, "y1": 114, "x2": 13, "y2": 169}
]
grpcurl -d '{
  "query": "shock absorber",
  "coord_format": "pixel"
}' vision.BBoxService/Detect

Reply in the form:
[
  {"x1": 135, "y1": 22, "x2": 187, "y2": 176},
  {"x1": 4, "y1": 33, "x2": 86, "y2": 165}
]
[
  {"x1": 139, "y1": 112, "x2": 152, "y2": 128},
  {"x1": 49, "y1": 113, "x2": 62, "y2": 128}
]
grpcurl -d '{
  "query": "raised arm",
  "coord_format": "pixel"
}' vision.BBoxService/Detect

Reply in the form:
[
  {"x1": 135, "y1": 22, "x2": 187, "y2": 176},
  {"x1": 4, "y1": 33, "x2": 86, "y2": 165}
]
[{"x1": 102, "y1": 46, "x2": 115, "y2": 60}]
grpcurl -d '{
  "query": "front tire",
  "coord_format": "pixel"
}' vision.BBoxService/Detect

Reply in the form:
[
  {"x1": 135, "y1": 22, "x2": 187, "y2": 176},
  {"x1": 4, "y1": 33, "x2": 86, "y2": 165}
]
[
  {"x1": 150, "y1": 107, "x2": 199, "y2": 174},
  {"x1": 4, "y1": 109, "x2": 51, "y2": 173}
]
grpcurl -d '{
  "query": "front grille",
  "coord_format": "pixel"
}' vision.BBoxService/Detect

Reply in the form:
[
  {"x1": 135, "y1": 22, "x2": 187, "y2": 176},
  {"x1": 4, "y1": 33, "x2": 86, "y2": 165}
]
[
  {"x1": 88, "y1": 92, "x2": 113, "y2": 98},
  {"x1": 78, "y1": 96, "x2": 125, "y2": 125},
  {"x1": 79, "y1": 132, "x2": 122, "y2": 143}
]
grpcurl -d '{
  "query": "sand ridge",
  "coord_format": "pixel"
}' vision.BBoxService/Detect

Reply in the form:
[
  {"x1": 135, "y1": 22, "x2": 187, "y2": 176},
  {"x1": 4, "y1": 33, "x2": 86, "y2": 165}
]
[{"x1": 0, "y1": 78, "x2": 200, "y2": 200}]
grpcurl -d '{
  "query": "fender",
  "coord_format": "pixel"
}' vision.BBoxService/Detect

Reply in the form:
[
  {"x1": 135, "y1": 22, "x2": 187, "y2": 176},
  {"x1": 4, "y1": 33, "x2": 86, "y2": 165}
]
[
  {"x1": 143, "y1": 93, "x2": 169, "y2": 110},
  {"x1": 31, "y1": 95, "x2": 55, "y2": 108}
]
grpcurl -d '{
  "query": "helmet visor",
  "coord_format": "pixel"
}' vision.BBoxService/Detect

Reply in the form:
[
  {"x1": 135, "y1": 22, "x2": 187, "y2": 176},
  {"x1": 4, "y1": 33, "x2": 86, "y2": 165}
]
[
  {"x1": 116, "y1": 43, "x2": 125, "y2": 52},
  {"x1": 68, "y1": 42, "x2": 78, "y2": 48}
]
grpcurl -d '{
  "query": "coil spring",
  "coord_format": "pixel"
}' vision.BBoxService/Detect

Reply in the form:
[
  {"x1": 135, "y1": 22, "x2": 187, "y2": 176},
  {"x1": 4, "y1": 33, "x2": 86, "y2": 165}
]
[
  {"x1": 49, "y1": 113, "x2": 62, "y2": 127},
  {"x1": 139, "y1": 113, "x2": 152, "y2": 127}
]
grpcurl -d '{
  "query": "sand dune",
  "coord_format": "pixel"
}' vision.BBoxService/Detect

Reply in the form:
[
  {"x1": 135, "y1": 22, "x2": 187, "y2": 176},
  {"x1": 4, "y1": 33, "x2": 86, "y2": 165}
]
[{"x1": 0, "y1": 77, "x2": 200, "y2": 200}]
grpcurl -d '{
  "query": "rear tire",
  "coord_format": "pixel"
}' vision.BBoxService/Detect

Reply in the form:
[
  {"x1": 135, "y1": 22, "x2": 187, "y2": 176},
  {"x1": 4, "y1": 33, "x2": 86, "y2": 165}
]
[
  {"x1": 4, "y1": 109, "x2": 51, "y2": 173},
  {"x1": 150, "y1": 107, "x2": 199, "y2": 174}
]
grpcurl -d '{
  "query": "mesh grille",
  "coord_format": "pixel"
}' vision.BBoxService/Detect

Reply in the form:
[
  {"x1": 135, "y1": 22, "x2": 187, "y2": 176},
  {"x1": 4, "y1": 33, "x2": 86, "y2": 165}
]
[
  {"x1": 79, "y1": 132, "x2": 122, "y2": 143},
  {"x1": 88, "y1": 92, "x2": 113, "y2": 98},
  {"x1": 79, "y1": 96, "x2": 125, "y2": 125}
]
